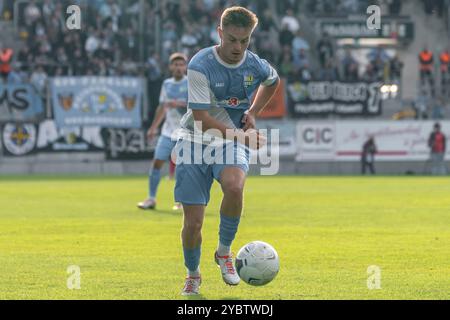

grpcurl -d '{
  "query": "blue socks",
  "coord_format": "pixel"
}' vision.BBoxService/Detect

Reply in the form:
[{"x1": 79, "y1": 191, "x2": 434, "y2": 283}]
[
  {"x1": 183, "y1": 246, "x2": 201, "y2": 274},
  {"x1": 149, "y1": 168, "x2": 161, "y2": 199},
  {"x1": 219, "y1": 214, "x2": 241, "y2": 248},
  {"x1": 182, "y1": 215, "x2": 240, "y2": 275}
]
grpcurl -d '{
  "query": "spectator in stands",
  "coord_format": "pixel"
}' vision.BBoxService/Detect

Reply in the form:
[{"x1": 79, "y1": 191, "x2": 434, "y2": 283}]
[
  {"x1": 317, "y1": 32, "x2": 334, "y2": 68},
  {"x1": 298, "y1": 65, "x2": 312, "y2": 82},
  {"x1": 71, "y1": 48, "x2": 87, "y2": 75},
  {"x1": 277, "y1": 0, "x2": 300, "y2": 14},
  {"x1": 318, "y1": 57, "x2": 339, "y2": 81},
  {"x1": 389, "y1": 53, "x2": 404, "y2": 82},
  {"x1": 24, "y1": 0, "x2": 41, "y2": 27},
  {"x1": 428, "y1": 122, "x2": 447, "y2": 175},
  {"x1": 281, "y1": 8, "x2": 300, "y2": 34},
  {"x1": 146, "y1": 50, "x2": 163, "y2": 110},
  {"x1": 279, "y1": 22, "x2": 295, "y2": 48},
  {"x1": 120, "y1": 27, "x2": 139, "y2": 61},
  {"x1": 42, "y1": 0, "x2": 55, "y2": 20},
  {"x1": 367, "y1": 46, "x2": 390, "y2": 81},
  {"x1": 278, "y1": 46, "x2": 295, "y2": 80},
  {"x1": 361, "y1": 136, "x2": 377, "y2": 175},
  {"x1": 17, "y1": 45, "x2": 32, "y2": 68},
  {"x1": 108, "y1": 4, "x2": 122, "y2": 33},
  {"x1": 197, "y1": 16, "x2": 213, "y2": 46},
  {"x1": 432, "y1": 96, "x2": 445, "y2": 119},
  {"x1": 85, "y1": 29, "x2": 101, "y2": 56},
  {"x1": 414, "y1": 89, "x2": 430, "y2": 119},
  {"x1": 419, "y1": 45, "x2": 435, "y2": 96},
  {"x1": 161, "y1": 21, "x2": 179, "y2": 62},
  {"x1": 55, "y1": 46, "x2": 69, "y2": 67},
  {"x1": 362, "y1": 62, "x2": 378, "y2": 82},
  {"x1": 1, "y1": 0, "x2": 14, "y2": 20},
  {"x1": 341, "y1": 49, "x2": 359, "y2": 81},
  {"x1": 292, "y1": 30, "x2": 310, "y2": 62},
  {"x1": 388, "y1": 0, "x2": 402, "y2": 15},
  {"x1": 340, "y1": 0, "x2": 360, "y2": 14},
  {"x1": 259, "y1": 8, "x2": 278, "y2": 33},
  {"x1": 180, "y1": 25, "x2": 200, "y2": 57},
  {"x1": 0, "y1": 44, "x2": 13, "y2": 82},
  {"x1": 100, "y1": 0, "x2": 122, "y2": 22},
  {"x1": 120, "y1": 56, "x2": 138, "y2": 76},
  {"x1": 439, "y1": 48, "x2": 450, "y2": 96},
  {"x1": 30, "y1": 65, "x2": 48, "y2": 96},
  {"x1": 422, "y1": 0, "x2": 445, "y2": 17},
  {"x1": 293, "y1": 48, "x2": 310, "y2": 74}
]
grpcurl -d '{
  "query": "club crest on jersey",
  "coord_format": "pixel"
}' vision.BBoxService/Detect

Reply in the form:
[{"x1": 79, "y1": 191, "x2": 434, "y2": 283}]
[
  {"x1": 244, "y1": 74, "x2": 254, "y2": 87},
  {"x1": 227, "y1": 97, "x2": 240, "y2": 106}
]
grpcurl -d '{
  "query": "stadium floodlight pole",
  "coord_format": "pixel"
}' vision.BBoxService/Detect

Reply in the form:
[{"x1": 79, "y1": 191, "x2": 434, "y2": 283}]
[
  {"x1": 139, "y1": 0, "x2": 145, "y2": 63},
  {"x1": 155, "y1": 0, "x2": 161, "y2": 57},
  {"x1": 46, "y1": 79, "x2": 52, "y2": 119},
  {"x1": 13, "y1": 0, "x2": 27, "y2": 32},
  {"x1": 142, "y1": 77, "x2": 149, "y2": 121}
]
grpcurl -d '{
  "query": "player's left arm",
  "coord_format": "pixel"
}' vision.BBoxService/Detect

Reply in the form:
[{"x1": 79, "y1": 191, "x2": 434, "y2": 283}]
[
  {"x1": 167, "y1": 100, "x2": 187, "y2": 109},
  {"x1": 242, "y1": 63, "x2": 280, "y2": 131}
]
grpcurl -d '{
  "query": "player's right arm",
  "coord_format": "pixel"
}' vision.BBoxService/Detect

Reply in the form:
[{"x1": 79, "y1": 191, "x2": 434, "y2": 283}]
[
  {"x1": 147, "y1": 104, "x2": 167, "y2": 141},
  {"x1": 188, "y1": 69, "x2": 265, "y2": 149},
  {"x1": 147, "y1": 81, "x2": 169, "y2": 141}
]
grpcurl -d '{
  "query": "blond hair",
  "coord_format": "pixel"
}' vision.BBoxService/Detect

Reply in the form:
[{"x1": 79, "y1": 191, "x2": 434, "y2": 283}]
[
  {"x1": 169, "y1": 52, "x2": 187, "y2": 64},
  {"x1": 220, "y1": 6, "x2": 258, "y2": 30}
]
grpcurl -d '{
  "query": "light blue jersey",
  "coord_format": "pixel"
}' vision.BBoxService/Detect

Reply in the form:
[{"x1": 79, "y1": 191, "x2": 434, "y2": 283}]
[
  {"x1": 174, "y1": 46, "x2": 279, "y2": 205},
  {"x1": 179, "y1": 46, "x2": 278, "y2": 143},
  {"x1": 159, "y1": 76, "x2": 188, "y2": 137}
]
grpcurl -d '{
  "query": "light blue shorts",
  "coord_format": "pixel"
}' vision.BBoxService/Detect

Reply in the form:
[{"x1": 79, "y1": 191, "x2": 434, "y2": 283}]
[
  {"x1": 154, "y1": 135, "x2": 177, "y2": 161},
  {"x1": 174, "y1": 139, "x2": 250, "y2": 205}
]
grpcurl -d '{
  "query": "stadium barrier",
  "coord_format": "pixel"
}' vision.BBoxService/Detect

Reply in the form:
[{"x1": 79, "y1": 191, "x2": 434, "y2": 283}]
[
  {"x1": 1, "y1": 119, "x2": 448, "y2": 175},
  {"x1": 0, "y1": 74, "x2": 449, "y2": 175},
  {"x1": 287, "y1": 81, "x2": 383, "y2": 117},
  {"x1": 0, "y1": 83, "x2": 45, "y2": 122},
  {"x1": 49, "y1": 76, "x2": 146, "y2": 128},
  {"x1": 296, "y1": 121, "x2": 450, "y2": 162}
]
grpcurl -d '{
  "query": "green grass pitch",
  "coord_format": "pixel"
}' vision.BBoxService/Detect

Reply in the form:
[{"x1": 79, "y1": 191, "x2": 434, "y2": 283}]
[{"x1": 0, "y1": 175, "x2": 449, "y2": 299}]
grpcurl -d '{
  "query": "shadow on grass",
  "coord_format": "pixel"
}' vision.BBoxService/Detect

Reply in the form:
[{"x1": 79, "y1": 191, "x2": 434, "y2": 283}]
[
  {"x1": 152, "y1": 209, "x2": 184, "y2": 217},
  {"x1": 183, "y1": 294, "x2": 207, "y2": 300},
  {"x1": 181, "y1": 295, "x2": 241, "y2": 301},
  {"x1": 135, "y1": 208, "x2": 183, "y2": 217}
]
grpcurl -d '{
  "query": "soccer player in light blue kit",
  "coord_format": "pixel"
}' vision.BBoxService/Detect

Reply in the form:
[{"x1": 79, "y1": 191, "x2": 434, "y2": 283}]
[
  {"x1": 137, "y1": 53, "x2": 188, "y2": 211},
  {"x1": 175, "y1": 7, "x2": 279, "y2": 295}
]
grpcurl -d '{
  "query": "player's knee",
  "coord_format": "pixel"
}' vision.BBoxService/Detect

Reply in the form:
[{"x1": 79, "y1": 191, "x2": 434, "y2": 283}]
[
  {"x1": 184, "y1": 218, "x2": 203, "y2": 234},
  {"x1": 222, "y1": 181, "x2": 244, "y2": 199}
]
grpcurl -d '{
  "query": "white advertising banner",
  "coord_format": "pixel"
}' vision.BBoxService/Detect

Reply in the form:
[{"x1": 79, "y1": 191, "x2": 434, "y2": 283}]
[
  {"x1": 256, "y1": 119, "x2": 297, "y2": 157},
  {"x1": 297, "y1": 121, "x2": 450, "y2": 162}
]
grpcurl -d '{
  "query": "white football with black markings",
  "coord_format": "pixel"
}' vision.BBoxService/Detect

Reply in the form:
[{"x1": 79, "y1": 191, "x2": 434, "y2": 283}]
[{"x1": 235, "y1": 241, "x2": 279, "y2": 286}]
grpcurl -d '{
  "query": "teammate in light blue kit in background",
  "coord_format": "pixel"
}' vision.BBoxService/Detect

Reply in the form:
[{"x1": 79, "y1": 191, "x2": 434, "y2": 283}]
[
  {"x1": 175, "y1": 7, "x2": 279, "y2": 295},
  {"x1": 137, "y1": 53, "x2": 188, "y2": 211}
]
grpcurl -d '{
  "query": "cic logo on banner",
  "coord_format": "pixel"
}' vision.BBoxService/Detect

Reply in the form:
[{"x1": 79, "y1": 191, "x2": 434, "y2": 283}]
[{"x1": 297, "y1": 122, "x2": 336, "y2": 161}]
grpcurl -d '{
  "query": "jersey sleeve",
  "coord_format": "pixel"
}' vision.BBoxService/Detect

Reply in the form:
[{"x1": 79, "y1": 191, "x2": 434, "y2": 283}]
[
  {"x1": 187, "y1": 68, "x2": 211, "y2": 110},
  {"x1": 158, "y1": 81, "x2": 168, "y2": 104},
  {"x1": 259, "y1": 59, "x2": 279, "y2": 87}
]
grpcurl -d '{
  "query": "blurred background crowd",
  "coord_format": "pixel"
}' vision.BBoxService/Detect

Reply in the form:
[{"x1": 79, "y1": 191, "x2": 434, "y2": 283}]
[{"x1": 1, "y1": 0, "x2": 450, "y2": 118}]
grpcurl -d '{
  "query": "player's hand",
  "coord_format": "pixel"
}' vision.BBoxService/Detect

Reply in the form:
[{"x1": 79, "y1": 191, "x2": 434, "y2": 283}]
[
  {"x1": 147, "y1": 127, "x2": 157, "y2": 141},
  {"x1": 244, "y1": 129, "x2": 267, "y2": 150},
  {"x1": 241, "y1": 111, "x2": 256, "y2": 131}
]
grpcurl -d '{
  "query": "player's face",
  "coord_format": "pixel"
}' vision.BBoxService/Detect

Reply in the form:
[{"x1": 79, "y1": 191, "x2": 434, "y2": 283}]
[
  {"x1": 218, "y1": 25, "x2": 253, "y2": 64},
  {"x1": 170, "y1": 59, "x2": 187, "y2": 79}
]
